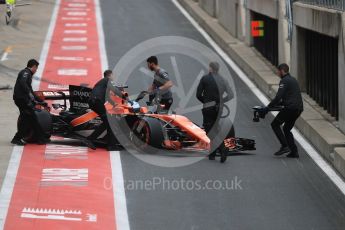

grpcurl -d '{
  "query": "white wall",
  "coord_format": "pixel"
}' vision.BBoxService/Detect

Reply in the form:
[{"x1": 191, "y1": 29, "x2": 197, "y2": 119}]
[{"x1": 199, "y1": 0, "x2": 218, "y2": 17}]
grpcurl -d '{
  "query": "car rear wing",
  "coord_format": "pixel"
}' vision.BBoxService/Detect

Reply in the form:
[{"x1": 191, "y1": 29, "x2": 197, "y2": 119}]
[
  {"x1": 35, "y1": 85, "x2": 92, "y2": 111},
  {"x1": 35, "y1": 90, "x2": 70, "y2": 100}
]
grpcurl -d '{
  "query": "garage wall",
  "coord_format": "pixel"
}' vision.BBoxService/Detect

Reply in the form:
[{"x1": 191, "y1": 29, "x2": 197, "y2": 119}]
[
  {"x1": 218, "y1": 0, "x2": 237, "y2": 37},
  {"x1": 199, "y1": 0, "x2": 218, "y2": 17},
  {"x1": 246, "y1": 0, "x2": 278, "y2": 19}
]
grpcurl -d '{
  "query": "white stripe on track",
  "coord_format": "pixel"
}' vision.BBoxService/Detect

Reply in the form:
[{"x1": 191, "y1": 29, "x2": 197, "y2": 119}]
[
  {"x1": 0, "y1": 147, "x2": 24, "y2": 229},
  {"x1": 95, "y1": 0, "x2": 108, "y2": 71},
  {"x1": 110, "y1": 152, "x2": 130, "y2": 230},
  {"x1": 94, "y1": 0, "x2": 130, "y2": 229}
]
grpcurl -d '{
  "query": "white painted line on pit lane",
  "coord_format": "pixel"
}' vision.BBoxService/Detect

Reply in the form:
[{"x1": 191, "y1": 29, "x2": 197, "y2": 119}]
[
  {"x1": 64, "y1": 8, "x2": 90, "y2": 11},
  {"x1": 62, "y1": 17, "x2": 87, "y2": 20},
  {"x1": 95, "y1": 0, "x2": 108, "y2": 70},
  {"x1": 110, "y1": 151, "x2": 130, "y2": 230},
  {"x1": 58, "y1": 68, "x2": 88, "y2": 76},
  {"x1": 68, "y1": 3, "x2": 87, "y2": 7},
  {"x1": 53, "y1": 56, "x2": 92, "y2": 61},
  {"x1": 171, "y1": 0, "x2": 345, "y2": 195},
  {"x1": 66, "y1": 0, "x2": 89, "y2": 2},
  {"x1": 67, "y1": 11, "x2": 87, "y2": 16},
  {"x1": 64, "y1": 30, "x2": 87, "y2": 34},
  {"x1": 0, "y1": 146, "x2": 24, "y2": 229},
  {"x1": 63, "y1": 37, "x2": 88, "y2": 42},
  {"x1": 65, "y1": 23, "x2": 87, "y2": 27},
  {"x1": 0, "y1": 46, "x2": 12, "y2": 62},
  {"x1": 94, "y1": 0, "x2": 130, "y2": 228},
  {"x1": 62, "y1": 45, "x2": 87, "y2": 50},
  {"x1": 0, "y1": 53, "x2": 9, "y2": 61}
]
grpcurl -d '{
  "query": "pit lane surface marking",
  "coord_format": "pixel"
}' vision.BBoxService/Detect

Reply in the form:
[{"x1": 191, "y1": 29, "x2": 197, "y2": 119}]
[
  {"x1": 0, "y1": 0, "x2": 129, "y2": 229},
  {"x1": 0, "y1": 46, "x2": 12, "y2": 62},
  {"x1": 172, "y1": 0, "x2": 345, "y2": 195}
]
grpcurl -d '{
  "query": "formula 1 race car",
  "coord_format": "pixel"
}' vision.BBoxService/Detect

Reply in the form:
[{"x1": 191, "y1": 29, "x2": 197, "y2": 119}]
[{"x1": 26, "y1": 85, "x2": 255, "y2": 153}]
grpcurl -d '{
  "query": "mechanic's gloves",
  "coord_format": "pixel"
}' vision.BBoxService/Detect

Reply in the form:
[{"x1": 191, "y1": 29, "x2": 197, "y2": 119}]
[
  {"x1": 258, "y1": 106, "x2": 269, "y2": 119},
  {"x1": 135, "y1": 91, "x2": 148, "y2": 102},
  {"x1": 26, "y1": 100, "x2": 36, "y2": 109},
  {"x1": 148, "y1": 89, "x2": 160, "y2": 103},
  {"x1": 253, "y1": 106, "x2": 270, "y2": 122}
]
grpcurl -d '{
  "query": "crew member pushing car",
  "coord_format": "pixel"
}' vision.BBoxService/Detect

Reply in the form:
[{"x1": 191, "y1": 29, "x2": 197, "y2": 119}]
[
  {"x1": 146, "y1": 56, "x2": 174, "y2": 112},
  {"x1": 197, "y1": 62, "x2": 234, "y2": 163},
  {"x1": 267, "y1": 63, "x2": 303, "y2": 158},
  {"x1": 88, "y1": 70, "x2": 123, "y2": 151},
  {"x1": 11, "y1": 59, "x2": 49, "y2": 145}
]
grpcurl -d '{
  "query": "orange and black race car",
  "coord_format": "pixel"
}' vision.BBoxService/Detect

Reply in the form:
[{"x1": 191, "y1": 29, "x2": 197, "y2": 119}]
[{"x1": 29, "y1": 85, "x2": 255, "y2": 153}]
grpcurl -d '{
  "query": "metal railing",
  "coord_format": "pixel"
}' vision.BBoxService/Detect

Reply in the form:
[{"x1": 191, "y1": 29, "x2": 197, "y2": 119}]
[
  {"x1": 294, "y1": 0, "x2": 345, "y2": 11},
  {"x1": 286, "y1": 0, "x2": 293, "y2": 42}
]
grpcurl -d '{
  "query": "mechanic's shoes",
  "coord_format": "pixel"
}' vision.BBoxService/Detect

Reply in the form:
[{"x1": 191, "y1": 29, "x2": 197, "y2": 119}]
[
  {"x1": 274, "y1": 146, "x2": 290, "y2": 156},
  {"x1": 219, "y1": 149, "x2": 227, "y2": 163},
  {"x1": 220, "y1": 153, "x2": 227, "y2": 163},
  {"x1": 208, "y1": 153, "x2": 216, "y2": 160},
  {"x1": 286, "y1": 152, "x2": 299, "y2": 158},
  {"x1": 208, "y1": 150, "x2": 227, "y2": 163},
  {"x1": 11, "y1": 138, "x2": 26, "y2": 146}
]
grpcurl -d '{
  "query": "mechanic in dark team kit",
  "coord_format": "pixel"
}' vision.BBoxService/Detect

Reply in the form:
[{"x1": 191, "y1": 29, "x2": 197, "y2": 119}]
[
  {"x1": 88, "y1": 70, "x2": 123, "y2": 151},
  {"x1": 197, "y1": 62, "x2": 234, "y2": 163},
  {"x1": 268, "y1": 63, "x2": 303, "y2": 158},
  {"x1": 11, "y1": 59, "x2": 49, "y2": 145},
  {"x1": 146, "y1": 56, "x2": 174, "y2": 112}
]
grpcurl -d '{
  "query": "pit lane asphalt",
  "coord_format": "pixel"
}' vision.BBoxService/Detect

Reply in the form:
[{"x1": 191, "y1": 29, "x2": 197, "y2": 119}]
[{"x1": 101, "y1": 0, "x2": 345, "y2": 229}]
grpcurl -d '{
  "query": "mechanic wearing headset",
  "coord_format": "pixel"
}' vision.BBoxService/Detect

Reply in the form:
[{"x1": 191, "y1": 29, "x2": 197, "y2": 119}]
[
  {"x1": 88, "y1": 70, "x2": 124, "y2": 151},
  {"x1": 197, "y1": 62, "x2": 234, "y2": 163},
  {"x1": 11, "y1": 59, "x2": 49, "y2": 145},
  {"x1": 146, "y1": 56, "x2": 174, "y2": 112},
  {"x1": 267, "y1": 63, "x2": 303, "y2": 158}
]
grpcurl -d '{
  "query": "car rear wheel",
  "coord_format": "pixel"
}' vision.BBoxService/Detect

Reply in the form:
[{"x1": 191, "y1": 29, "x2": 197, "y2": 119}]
[{"x1": 18, "y1": 110, "x2": 52, "y2": 143}]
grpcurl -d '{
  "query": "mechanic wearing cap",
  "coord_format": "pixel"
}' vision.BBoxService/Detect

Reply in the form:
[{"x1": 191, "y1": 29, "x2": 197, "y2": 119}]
[
  {"x1": 146, "y1": 56, "x2": 174, "y2": 112},
  {"x1": 11, "y1": 59, "x2": 49, "y2": 145},
  {"x1": 267, "y1": 63, "x2": 303, "y2": 158},
  {"x1": 88, "y1": 70, "x2": 124, "y2": 151},
  {"x1": 197, "y1": 62, "x2": 234, "y2": 163}
]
